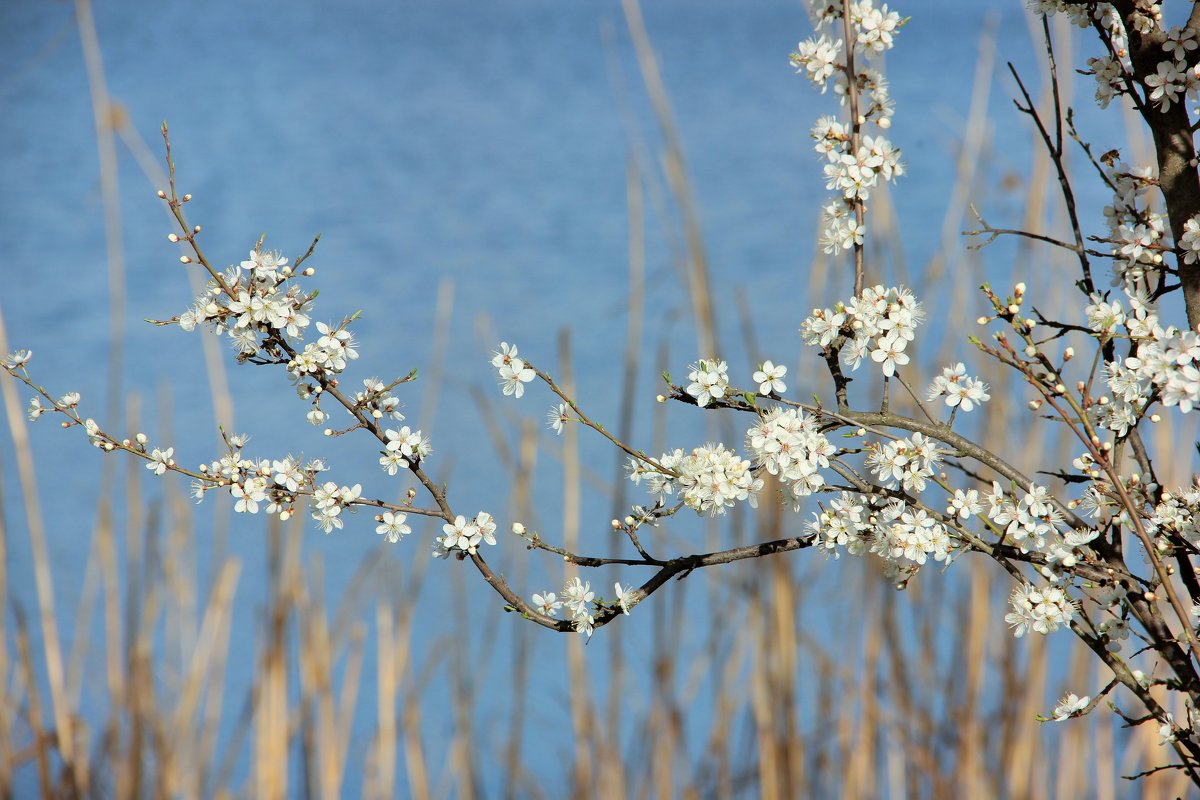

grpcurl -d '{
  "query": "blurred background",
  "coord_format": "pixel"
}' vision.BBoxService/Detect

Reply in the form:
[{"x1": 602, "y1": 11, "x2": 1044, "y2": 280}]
[{"x1": 2, "y1": 0, "x2": 1195, "y2": 797}]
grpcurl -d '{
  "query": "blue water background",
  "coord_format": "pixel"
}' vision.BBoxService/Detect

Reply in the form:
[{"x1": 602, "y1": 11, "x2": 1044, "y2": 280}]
[{"x1": 1, "y1": 0, "x2": 1129, "y2": 795}]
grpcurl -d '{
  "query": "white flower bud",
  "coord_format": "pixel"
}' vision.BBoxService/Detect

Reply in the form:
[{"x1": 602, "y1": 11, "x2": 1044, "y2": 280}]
[
  {"x1": 976, "y1": 316, "x2": 989, "y2": 325},
  {"x1": 611, "y1": 519, "x2": 621, "y2": 529},
  {"x1": 1024, "y1": 345, "x2": 1037, "y2": 357},
  {"x1": 1007, "y1": 303, "x2": 1020, "y2": 314},
  {"x1": 180, "y1": 255, "x2": 192, "y2": 264},
  {"x1": 168, "y1": 233, "x2": 179, "y2": 242},
  {"x1": 1064, "y1": 347, "x2": 1074, "y2": 360},
  {"x1": 512, "y1": 522, "x2": 526, "y2": 535},
  {"x1": 136, "y1": 433, "x2": 148, "y2": 444},
  {"x1": 1150, "y1": 413, "x2": 1161, "y2": 423},
  {"x1": 157, "y1": 189, "x2": 167, "y2": 199},
  {"x1": 182, "y1": 193, "x2": 192, "y2": 202},
  {"x1": 1028, "y1": 399, "x2": 1042, "y2": 410},
  {"x1": 1014, "y1": 282, "x2": 1026, "y2": 295}
]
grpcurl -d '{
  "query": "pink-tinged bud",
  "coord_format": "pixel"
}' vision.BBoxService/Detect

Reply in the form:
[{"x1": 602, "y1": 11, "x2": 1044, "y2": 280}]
[
  {"x1": 182, "y1": 193, "x2": 192, "y2": 202},
  {"x1": 168, "y1": 233, "x2": 179, "y2": 242},
  {"x1": 180, "y1": 256, "x2": 192, "y2": 263},
  {"x1": 157, "y1": 189, "x2": 167, "y2": 199},
  {"x1": 193, "y1": 225, "x2": 201, "y2": 233}
]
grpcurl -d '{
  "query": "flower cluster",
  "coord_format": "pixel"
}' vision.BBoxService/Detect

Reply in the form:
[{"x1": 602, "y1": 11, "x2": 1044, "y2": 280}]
[
  {"x1": 1088, "y1": 288, "x2": 1200, "y2": 435},
  {"x1": 288, "y1": 321, "x2": 359, "y2": 378},
  {"x1": 532, "y1": 578, "x2": 635, "y2": 637},
  {"x1": 801, "y1": 285, "x2": 924, "y2": 378},
  {"x1": 744, "y1": 407, "x2": 835, "y2": 503},
  {"x1": 1103, "y1": 163, "x2": 1165, "y2": 289},
  {"x1": 792, "y1": 2, "x2": 904, "y2": 254},
  {"x1": 926, "y1": 363, "x2": 990, "y2": 413},
  {"x1": 804, "y1": 491, "x2": 953, "y2": 580},
  {"x1": 1005, "y1": 582, "x2": 1078, "y2": 637},
  {"x1": 1149, "y1": 483, "x2": 1200, "y2": 549},
  {"x1": 629, "y1": 443, "x2": 762, "y2": 517},
  {"x1": 864, "y1": 432, "x2": 943, "y2": 492},
  {"x1": 434, "y1": 511, "x2": 497, "y2": 557},
  {"x1": 178, "y1": 248, "x2": 314, "y2": 355},
  {"x1": 988, "y1": 481, "x2": 1098, "y2": 580},
  {"x1": 380, "y1": 425, "x2": 430, "y2": 475}
]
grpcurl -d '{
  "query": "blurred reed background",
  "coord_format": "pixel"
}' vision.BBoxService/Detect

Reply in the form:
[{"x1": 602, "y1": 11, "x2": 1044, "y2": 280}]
[{"x1": 3, "y1": 1, "x2": 1199, "y2": 798}]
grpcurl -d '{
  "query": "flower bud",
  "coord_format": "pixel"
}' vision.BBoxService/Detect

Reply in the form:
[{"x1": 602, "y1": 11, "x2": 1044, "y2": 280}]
[
  {"x1": 180, "y1": 256, "x2": 192, "y2": 264},
  {"x1": 182, "y1": 193, "x2": 192, "y2": 202},
  {"x1": 157, "y1": 189, "x2": 167, "y2": 199},
  {"x1": 1024, "y1": 345, "x2": 1037, "y2": 357},
  {"x1": 1064, "y1": 347, "x2": 1074, "y2": 360},
  {"x1": 136, "y1": 433, "x2": 148, "y2": 444},
  {"x1": 512, "y1": 522, "x2": 526, "y2": 535},
  {"x1": 168, "y1": 233, "x2": 179, "y2": 242}
]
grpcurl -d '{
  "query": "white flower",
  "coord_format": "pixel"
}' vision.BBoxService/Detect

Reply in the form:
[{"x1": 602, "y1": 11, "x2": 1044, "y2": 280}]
[
  {"x1": 870, "y1": 332, "x2": 909, "y2": 377},
  {"x1": 491, "y1": 341, "x2": 519, "y2": 369},
  {"x1": 147, "y1": 447, "x2": 175, "y2": 476},
  {"x1": 28, "y1": 397, "x2": 44, "y2": 421},
  {"x1": 498, "y1": 357, "x2": 535, "y2": 398},
  {"x1": 441, "y1": 515, "x2": 481, "y2": 552},
  {"x1": 313, "y1": 505, "x2": 344, "y2": 533},
  {"x1": 532, "y1": 591, "x2": 562, "y2": 617},
  {"x1": 752, "y1": 360, "x2": 787, "y2": 395},
  {"x1": 1051, "y1": 692, "x2": 1090, "y2": 721},
  {"x1": 948, "y1": 488, "x2": 981, "y2": 520},
  {"x1": 547, "y1": 403, "x2": 570, "y2": 434},
  {"x1": 686, "y1": 359, "x2": 729, "y2": 407},
  {"x1": 240, "y1": 248, "x2": 289, "y2": 282},
  {"x1": 474, "y1": 511, "x2": 497, "y2": 547},
  {"x1": 2, "y1": 349, "x2": 32, "y2": 369},
  {"x1": 57, "y1": 391, "x2": 80, "y2": 408},
  {"x1": 232, "y1": 476, "x2": 268, "y2": 514},
  {"x1": 789, "y1": 35, "x2": 842, "y2": 90},
  {"x1": 376, "y1": 511, "x2": 411, "y2": 543},
  {"x1": 614, "y1": 582, "x2": 636, "y2": 615},
  {"x1": 562, "y1": 576, "x2": 595, "y2": 618},
  {"x1": 1145, "y1": 59, "x2": 1184, "y2": 111}
]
